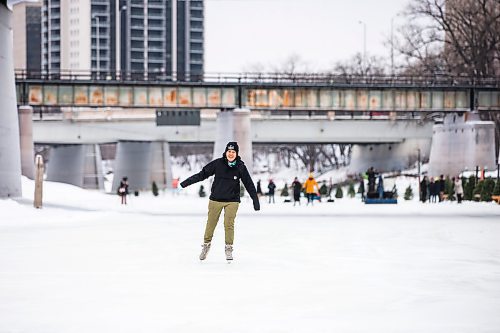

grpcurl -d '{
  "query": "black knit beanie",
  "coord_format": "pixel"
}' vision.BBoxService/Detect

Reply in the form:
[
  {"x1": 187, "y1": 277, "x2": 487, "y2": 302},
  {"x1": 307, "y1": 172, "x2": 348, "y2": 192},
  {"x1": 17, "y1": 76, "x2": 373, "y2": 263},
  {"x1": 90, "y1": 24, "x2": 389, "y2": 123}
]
[{"x1": 225, "y1": 142, "x2": 239, "y2": 155}]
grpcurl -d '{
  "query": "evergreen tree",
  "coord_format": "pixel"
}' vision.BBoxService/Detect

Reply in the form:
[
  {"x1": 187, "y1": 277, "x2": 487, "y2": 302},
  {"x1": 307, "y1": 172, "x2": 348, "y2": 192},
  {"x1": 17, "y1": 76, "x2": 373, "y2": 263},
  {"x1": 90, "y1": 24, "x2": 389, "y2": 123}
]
[
  {"x1": 281, "y1": 183, "x2": 289, "y2": 197},
  {"x1": 319, "y1": 183, "x2": 328, "y2": 196},
  {"x1": 481, "y1": 177, "x2": 495, "y2": 202},
  {"x1": 199, "y1": 185, "x2": 206, "y2": 197},
  {"x1": 464, "y1": 175, "x2": 476, "y2": 201},
  {"x1": 404, "y1": 185, "x2": 413, "y2": 200},
  {"x1": 347, "y1": 183, "x2": 356, "y2": 198},
  {"x1": 152, "y1": 181, "x2": 159, "y2": 197},
  {"x1": 335, "y1": 187, "x2": 343, "y2": 199},
  {"x1": 473, "y1": 180, "x2": 484, "y2": 201},
  {"x1": 493, "y1": 178, "x2": 500, "y2": 196},
  {"x1": 392, "y1": 184, "x2": 398, "y2": 199}
]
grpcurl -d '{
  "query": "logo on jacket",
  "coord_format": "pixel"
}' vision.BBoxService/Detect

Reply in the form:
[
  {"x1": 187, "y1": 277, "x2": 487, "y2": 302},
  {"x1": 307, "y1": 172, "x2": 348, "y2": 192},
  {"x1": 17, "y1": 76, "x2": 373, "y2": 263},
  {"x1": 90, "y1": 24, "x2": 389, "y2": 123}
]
[{"x1": 234, "y1": 176, "x2": 238, "y2": 180}]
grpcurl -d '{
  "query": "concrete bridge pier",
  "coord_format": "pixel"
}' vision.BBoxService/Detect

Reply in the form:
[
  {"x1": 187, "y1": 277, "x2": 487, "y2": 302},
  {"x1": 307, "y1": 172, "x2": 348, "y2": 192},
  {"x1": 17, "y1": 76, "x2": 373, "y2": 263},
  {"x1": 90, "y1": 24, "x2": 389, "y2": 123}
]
[
  {"x1": 46, "y1": 144, "x2": 104, "y2": 190},
  {"x1": 428, "y1": 112, "x2": 496, "y2": 177},
  {"x1": 0, "y1": 4, "x2": 22, "y2": 198},
  {"x1": 19, "y1": 106, "x2": 35, "y2": 179},
  {"x1": 112, "y1": 140, "x2": 173, "y2": 193},
  {"x1": 349, "y1": 139, "x2": 432, "y2": 175},
  {"x1": 213, "y1": 108, "x2": 253, "y2": 174}
]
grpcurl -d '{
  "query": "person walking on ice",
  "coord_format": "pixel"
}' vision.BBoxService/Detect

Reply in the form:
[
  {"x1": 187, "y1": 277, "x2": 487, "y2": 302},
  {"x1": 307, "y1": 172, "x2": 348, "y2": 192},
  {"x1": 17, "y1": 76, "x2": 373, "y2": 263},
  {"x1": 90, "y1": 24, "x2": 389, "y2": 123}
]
[
  {"x1": 303, "y1": 173, "x2": 319, "y2": 206},
  {"x1": 180, "y1": 142, "x2": 260, "y2": 261}
]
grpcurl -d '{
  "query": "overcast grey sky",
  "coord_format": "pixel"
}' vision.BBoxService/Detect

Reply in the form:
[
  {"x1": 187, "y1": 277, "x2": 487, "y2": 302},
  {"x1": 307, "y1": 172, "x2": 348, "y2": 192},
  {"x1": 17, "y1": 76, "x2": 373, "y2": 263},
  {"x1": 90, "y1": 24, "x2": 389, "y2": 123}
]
[
  {"x1": 8, "y1": 0, "x2": 410, "y2": 73},
  {"x1": 205, "y1": 0, "x2": 409, "y2": 73}
]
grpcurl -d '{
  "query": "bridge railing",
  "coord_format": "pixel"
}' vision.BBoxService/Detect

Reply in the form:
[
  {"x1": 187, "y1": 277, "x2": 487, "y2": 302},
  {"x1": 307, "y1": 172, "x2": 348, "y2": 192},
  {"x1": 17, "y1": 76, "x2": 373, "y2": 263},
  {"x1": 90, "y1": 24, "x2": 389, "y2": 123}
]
[{"x1": 15, "y1": 69, "x2": 500, "y2": 87}]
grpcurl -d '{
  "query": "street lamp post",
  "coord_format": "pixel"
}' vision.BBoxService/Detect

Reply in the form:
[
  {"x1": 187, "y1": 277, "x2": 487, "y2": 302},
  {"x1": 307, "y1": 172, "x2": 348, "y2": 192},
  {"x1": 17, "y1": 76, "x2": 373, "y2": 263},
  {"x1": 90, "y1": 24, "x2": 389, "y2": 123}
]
[
  {"x1": 358, "y1": 20, "x2": 367, "y2": 75},
  {"x1": 93, "y1": 14, "x2": 100, "y2": 78},
  {"x1": 390, "y1": 17, "x2": 394, "y2": 76}
]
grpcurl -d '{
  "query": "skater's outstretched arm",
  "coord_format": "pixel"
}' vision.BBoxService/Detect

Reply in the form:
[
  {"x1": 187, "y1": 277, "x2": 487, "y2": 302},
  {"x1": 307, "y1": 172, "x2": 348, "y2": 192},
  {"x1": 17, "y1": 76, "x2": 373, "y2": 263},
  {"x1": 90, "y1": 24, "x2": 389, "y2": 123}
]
[{"x1": 180, "y1": 160, "x2": 216, "y2": 188}]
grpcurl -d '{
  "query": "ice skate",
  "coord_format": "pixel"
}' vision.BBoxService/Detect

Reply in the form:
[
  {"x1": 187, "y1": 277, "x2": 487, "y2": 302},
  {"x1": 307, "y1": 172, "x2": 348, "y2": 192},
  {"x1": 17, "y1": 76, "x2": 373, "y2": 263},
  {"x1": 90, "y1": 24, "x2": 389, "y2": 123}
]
[
  {"x1": 225, "y1": 244, "x2": 233, "y2": 262},
  {"x1": 199, "y1": 242, "x2": 211, "y2": 261}
]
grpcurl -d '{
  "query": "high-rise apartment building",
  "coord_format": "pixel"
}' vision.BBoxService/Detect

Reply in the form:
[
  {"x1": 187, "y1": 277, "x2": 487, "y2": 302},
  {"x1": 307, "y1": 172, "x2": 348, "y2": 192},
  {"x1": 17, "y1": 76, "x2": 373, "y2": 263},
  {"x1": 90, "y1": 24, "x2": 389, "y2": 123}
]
[
  {"x1": 13, "y1": 1, "x2": 42, "y2": 73},
  {"x1": 41, "y1": 0, "x2": 118, "y2": 75},
  {"x1": 119, "y1": 0, "x2": 204, "y2": 80},
  {"x1": 38, "y1": 0, "x2": 204, "y2": 80}
]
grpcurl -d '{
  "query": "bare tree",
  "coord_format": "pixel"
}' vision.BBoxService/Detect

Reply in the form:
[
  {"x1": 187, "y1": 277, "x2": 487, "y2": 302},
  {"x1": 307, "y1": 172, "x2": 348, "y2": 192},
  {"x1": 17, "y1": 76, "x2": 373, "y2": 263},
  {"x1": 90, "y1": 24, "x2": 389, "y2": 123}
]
[
  {"x1": 275, "y1": 144, "x2": 352, "y2": 174},
  {"x1": 270, "y1": 54, "x2": 312, "y2": 74},
  {"x1": 393, "y1": 0, "x2": 500, "y2": 155},
  {"x1": 394, "y1": 0, "x2": 499, "y2": 77},
  {"x1": 333, "y1": 52, "x2": 387, "y2": 76},
  {"x1": 242, "y1": 53, "x2": 312, "y2": 74}
]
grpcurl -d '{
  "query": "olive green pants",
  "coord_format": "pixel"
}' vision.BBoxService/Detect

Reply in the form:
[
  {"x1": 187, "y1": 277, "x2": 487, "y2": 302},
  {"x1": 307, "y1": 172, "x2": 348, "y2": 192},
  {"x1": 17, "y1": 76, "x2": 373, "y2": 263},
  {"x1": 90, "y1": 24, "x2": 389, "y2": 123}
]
[{"x1": 204, "y1": 200, "x2": 240, "y2": 245}]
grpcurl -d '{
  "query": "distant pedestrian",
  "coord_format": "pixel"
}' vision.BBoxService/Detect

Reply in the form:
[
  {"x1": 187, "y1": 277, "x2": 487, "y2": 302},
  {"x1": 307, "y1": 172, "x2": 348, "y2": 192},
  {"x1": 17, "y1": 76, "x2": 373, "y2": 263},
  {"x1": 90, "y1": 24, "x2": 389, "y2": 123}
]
[
  {"x1": 303, "y1": 173, "x2": 319, "y2": 206},
  {"x1": 172, "y1": 177, "x2": 180, "y2": 195},
  {"x1": 291, "y1": 177, "x2": 302, "y2": 206},
  {"x1": 428, "y1": 177, "x2": 437, "y2": 203},
  {"x1": 377, "y1": 174, "x2": 384, "y2": 199},
  {"x1": 454, "y1": 177, "x2": 464, "y2": 203},
  {"x1": 420, "y1": 176, "x2": 428, "y2": 203},
  {"x1": 367, "y1": 167, "x2": 377, "y2": 194},
  {"x1": 256, "y1": 180, "x2": 263, "y2": 197},
  {"x1": 267, "y1": 179, "x2": 276, "y2": 204},
  {"x1": 118, "y1": 177, "x2": 129, "y2": 205},
  {"x1": 358, "y1": 178, "x2": 365, "y2": 202},
  {"x1": 438, "y1": 175, "x2": 445, "y2": 202}
]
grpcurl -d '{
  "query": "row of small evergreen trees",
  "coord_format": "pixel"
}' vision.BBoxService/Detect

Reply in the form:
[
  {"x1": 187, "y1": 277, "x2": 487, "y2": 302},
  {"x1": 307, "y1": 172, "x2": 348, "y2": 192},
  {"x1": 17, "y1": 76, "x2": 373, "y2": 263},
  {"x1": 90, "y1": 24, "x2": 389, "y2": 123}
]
[
  {"x1": 150, "y1": 181, "x2": 208, "y2": 197},
  {"x1": 151, "y1": 176, "x2": 500, "y2": 202},
  {"x1": 404, "y1": 176, "x2": 500, "y2": 202}
]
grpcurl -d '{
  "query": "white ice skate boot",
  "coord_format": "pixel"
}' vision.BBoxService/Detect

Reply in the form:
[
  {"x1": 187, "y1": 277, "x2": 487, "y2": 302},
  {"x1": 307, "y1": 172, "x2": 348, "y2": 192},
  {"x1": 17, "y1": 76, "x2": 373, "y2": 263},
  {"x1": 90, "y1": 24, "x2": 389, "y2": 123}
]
[
  {"x1": 199, "y1": 242, "x2": 211, "y2": 260},
  {"x1": 225, "y1": 244, "x2": 233, "y2": 261}
]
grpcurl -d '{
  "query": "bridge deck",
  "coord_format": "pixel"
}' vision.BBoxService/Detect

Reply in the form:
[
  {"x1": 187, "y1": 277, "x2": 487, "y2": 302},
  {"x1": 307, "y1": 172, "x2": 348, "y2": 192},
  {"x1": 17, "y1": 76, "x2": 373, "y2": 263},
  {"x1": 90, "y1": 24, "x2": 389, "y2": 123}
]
[{"x1": 16, "y1": 72, "x2": 500, "y2": 111}]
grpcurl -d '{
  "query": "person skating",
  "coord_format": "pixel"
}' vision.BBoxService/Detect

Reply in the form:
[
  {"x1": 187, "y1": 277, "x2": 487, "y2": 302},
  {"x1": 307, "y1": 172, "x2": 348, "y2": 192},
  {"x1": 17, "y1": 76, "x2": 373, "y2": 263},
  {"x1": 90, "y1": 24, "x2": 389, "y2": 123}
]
[
  {"x1": 303, "y1": 173, "x2": 319, "y2": 205},
  {"x1": 180, "y1": 142, "x2": 260, "y2": 261}
]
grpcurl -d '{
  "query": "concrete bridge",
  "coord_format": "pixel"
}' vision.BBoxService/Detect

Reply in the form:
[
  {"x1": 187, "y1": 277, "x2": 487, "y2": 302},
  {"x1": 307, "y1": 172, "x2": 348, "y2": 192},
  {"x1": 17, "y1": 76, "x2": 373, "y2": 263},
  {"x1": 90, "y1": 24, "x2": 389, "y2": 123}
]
[
  {"x1": 33, "y1": 111, "x2": 433, "y2": 145},
  {"x1": 15, "y1": 70, "x2": 499, "y2": 193},
  {"x1": 15, "y1": 70, "x2": 500, "y2": 112}
]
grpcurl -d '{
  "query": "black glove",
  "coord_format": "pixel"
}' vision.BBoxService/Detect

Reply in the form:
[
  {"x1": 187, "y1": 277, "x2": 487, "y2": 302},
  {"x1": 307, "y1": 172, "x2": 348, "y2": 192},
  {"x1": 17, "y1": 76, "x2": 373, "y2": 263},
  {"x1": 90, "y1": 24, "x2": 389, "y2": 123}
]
[
  {"x1": 253, "y1": 199, "x2": 260, "y2": 211},
  {"x1": 180, "y1": 181, "x2": 187, "y2": 188}
]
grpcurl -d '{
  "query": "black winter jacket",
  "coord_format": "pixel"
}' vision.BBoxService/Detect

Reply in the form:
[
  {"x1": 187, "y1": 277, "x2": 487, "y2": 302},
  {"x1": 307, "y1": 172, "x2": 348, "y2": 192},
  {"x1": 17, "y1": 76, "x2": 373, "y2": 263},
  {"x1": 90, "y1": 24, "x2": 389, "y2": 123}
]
[{"x1": 180, "y1": 156, "x2": 258, "y2": 204}]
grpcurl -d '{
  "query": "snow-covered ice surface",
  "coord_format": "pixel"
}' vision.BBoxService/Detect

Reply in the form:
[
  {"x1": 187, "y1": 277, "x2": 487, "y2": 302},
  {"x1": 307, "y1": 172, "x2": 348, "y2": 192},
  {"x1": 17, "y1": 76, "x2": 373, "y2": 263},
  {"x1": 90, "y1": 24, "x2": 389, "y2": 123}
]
[{"x1": 1, "y1": 177, "x2": 500, "y2": 333}]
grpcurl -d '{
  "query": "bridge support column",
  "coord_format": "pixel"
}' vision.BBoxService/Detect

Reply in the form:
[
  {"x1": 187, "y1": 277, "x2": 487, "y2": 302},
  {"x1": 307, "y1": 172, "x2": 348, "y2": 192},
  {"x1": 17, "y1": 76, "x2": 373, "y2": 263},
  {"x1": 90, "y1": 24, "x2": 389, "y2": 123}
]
[
  {"x1": 349, "y1": 139, "x2": 432, "y2": 174},
  {"x1": 0, "y1": 4, "x2": 22, "y2": 198},
  {"x1": 213, "y1": 108, "x2": 253, "y2": 174},
  {"x1": 19, "y1": 106, "x2": 35, "y2": 179},
  {"x1": 46, "y1": 144, "x2": 104, "y2": 189},
  {"x1": 428, "y1": 112, "x2": 496, "y2": 177},
  {"x1": 112, "y1": 140, "x2": 172, "y2": 193}
]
